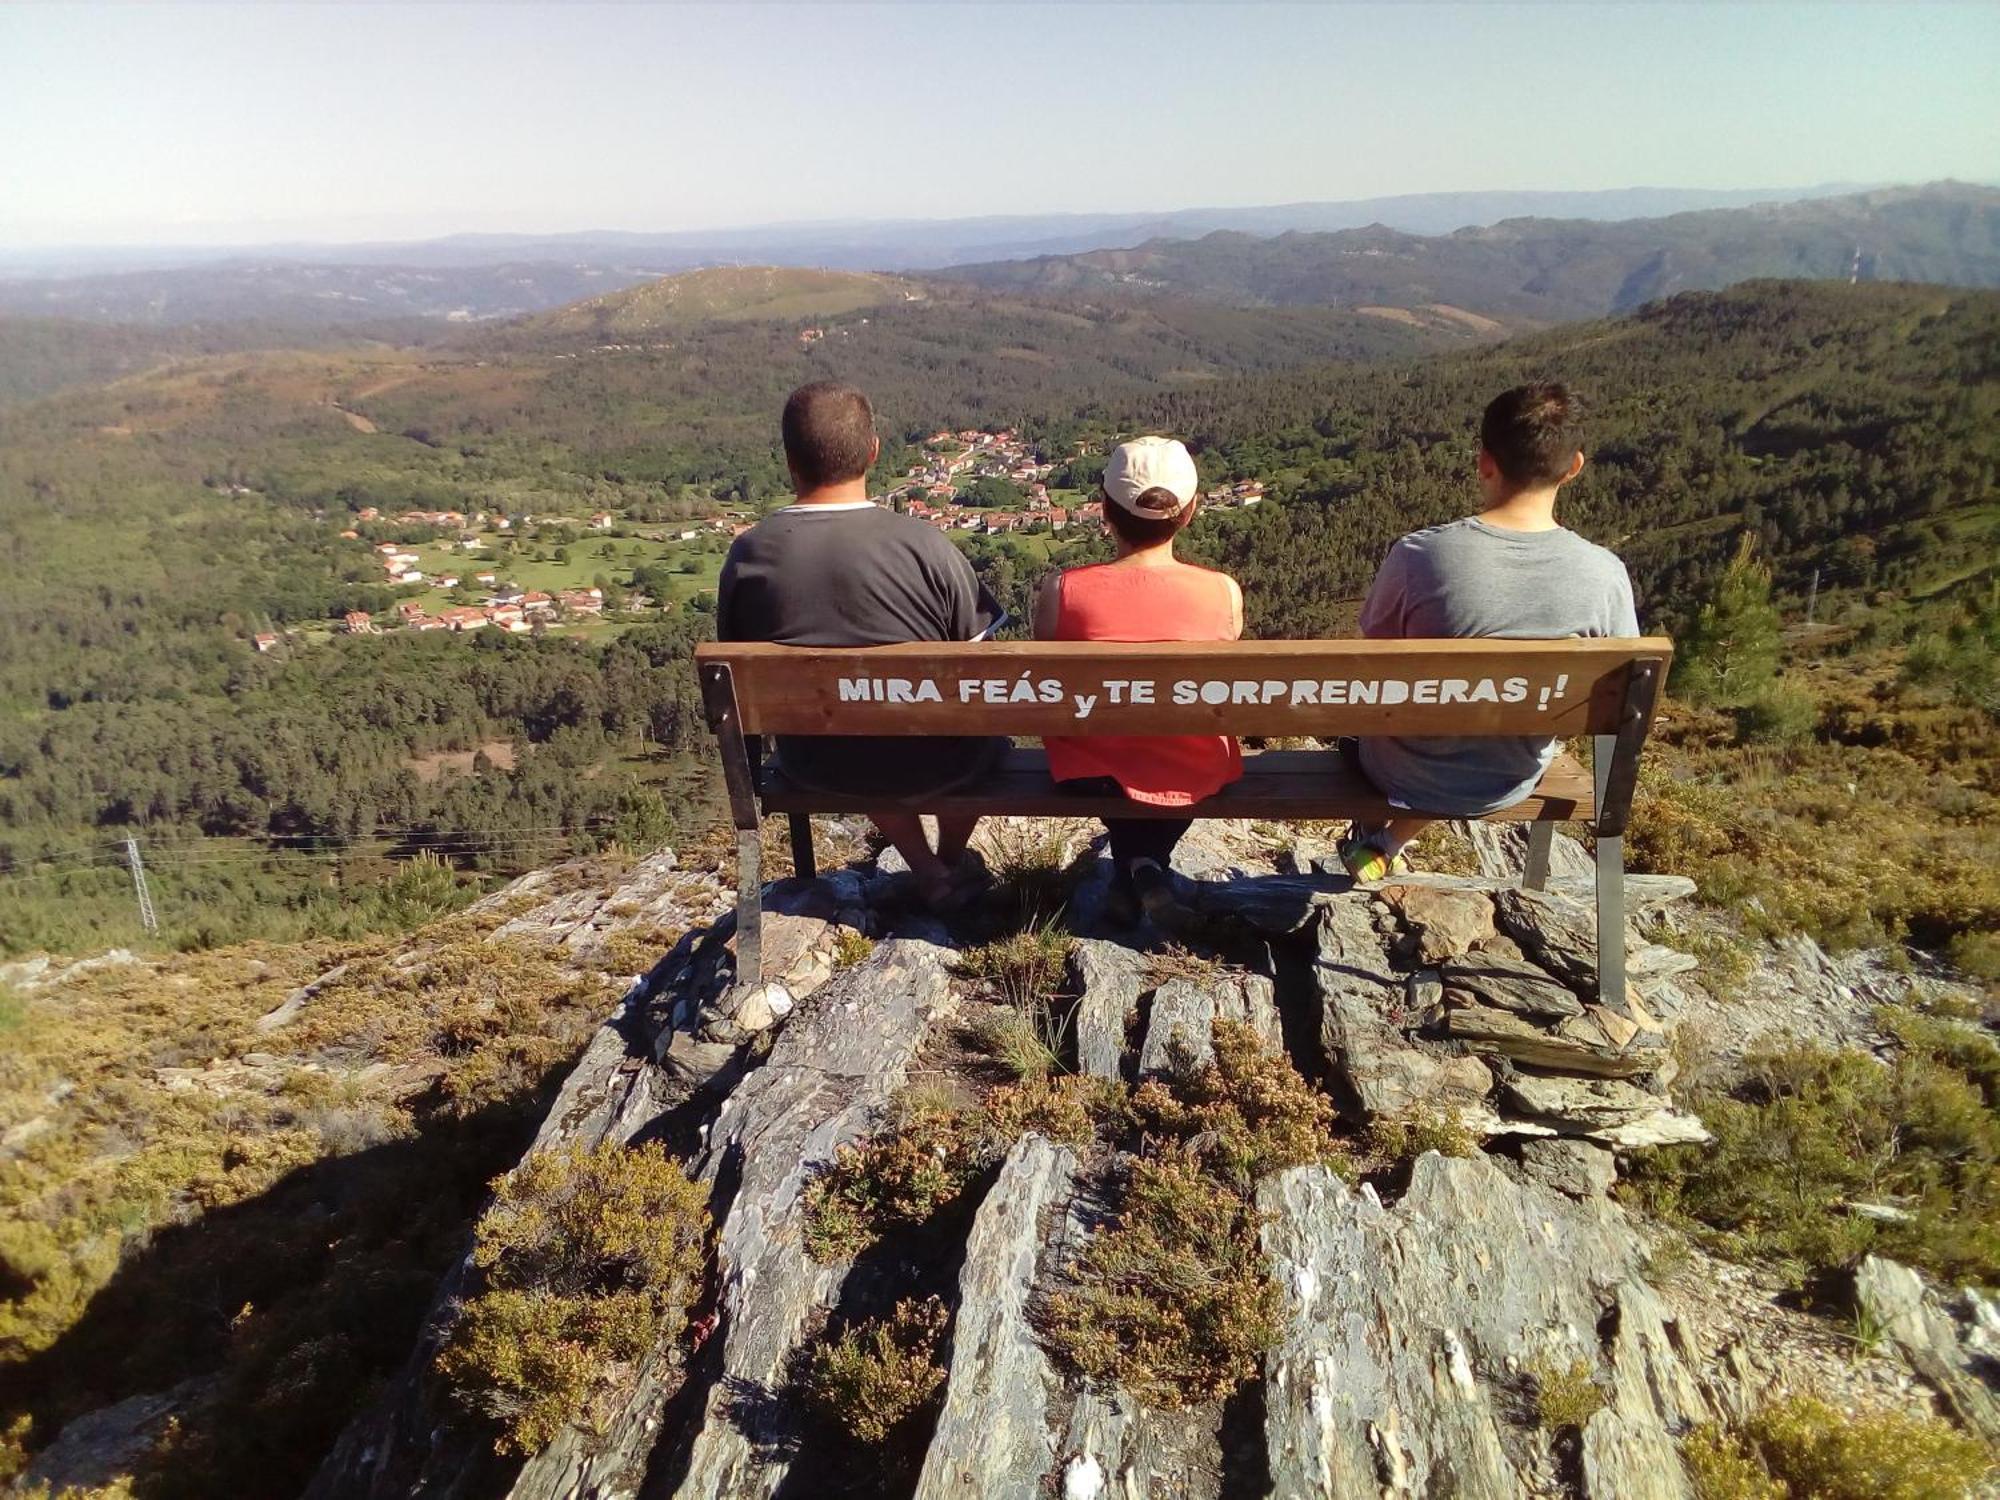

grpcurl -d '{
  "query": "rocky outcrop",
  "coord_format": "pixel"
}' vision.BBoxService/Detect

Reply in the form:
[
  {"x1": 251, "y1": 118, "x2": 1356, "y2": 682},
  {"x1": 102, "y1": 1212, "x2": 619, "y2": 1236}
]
[
  {"x1": 1258, "y1": 1155, "x2": 1707, "y2": 1499},
  {"x1": 1853, "y1": 1254, "x2": 2000, "y2": 1447},
  {"x1": 673, "y1": 936, "x2": 957, "y2": 1499},
  {"x1": 302, "y1": 819, "x2": 1888, "y2": 1500},
  {"x1": 915, "y1": 1134, "x2": 1075, "y2": 1499}
]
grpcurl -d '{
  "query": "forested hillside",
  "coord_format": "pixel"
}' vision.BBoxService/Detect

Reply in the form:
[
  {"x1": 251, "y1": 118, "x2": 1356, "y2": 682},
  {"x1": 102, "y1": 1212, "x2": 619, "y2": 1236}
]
[
  {"x1": 946, "y1": 182, "x2": 2000, "y2": 322},
  {"x1": 1, "y1": 276, "x2": 1993, "y2": 957}
]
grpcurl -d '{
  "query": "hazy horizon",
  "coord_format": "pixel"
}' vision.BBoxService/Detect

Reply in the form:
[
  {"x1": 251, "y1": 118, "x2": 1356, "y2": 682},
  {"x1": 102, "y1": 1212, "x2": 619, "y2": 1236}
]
[{"x1": 4, "y1": 2, "x2": 1997, "y2": 249}]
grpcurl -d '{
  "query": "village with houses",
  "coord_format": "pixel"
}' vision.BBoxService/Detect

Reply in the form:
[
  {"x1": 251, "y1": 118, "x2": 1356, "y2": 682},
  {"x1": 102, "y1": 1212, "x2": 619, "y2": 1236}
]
[
  {"x1": 887, "y1": 427, "x2": 1265, "y2": 537},
  {"x1": 254, "y1": 427, "x2": 1269, "y2": 650}
]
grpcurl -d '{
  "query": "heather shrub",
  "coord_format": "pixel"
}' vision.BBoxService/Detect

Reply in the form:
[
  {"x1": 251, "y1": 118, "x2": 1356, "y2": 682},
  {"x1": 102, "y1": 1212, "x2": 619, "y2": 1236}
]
[
  {"x1": 1683, "y1": 1397, "x2": 1991, "y2": 1500},
  {"x1": 1130, "y1": 1019, "x2": 1349, "y2": 1187},
  {"x1": 1041, "y1": 1148, "x2": 1282, "y2": 1408},
  {"x1": 801, "y1": 1099, "x2": 983, "y2": 1262},
  {"x1": 437, "y1": 1141, "x2": 709, "y2": 1455},
  {"x1": 800, "y1": 1297, "x2": 950, "y2": 1445}
]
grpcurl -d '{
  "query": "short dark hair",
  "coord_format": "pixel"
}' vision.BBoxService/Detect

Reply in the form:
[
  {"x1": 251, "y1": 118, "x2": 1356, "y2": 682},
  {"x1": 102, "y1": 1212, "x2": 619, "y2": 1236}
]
[
  {"x1": 781, "y1": 382, "x2": 876, "y2": 492},
  {"x1": 1480, "y1": 382, "x2": 1584, "y2": 490},
  {"x1": 1101, "y1": 487, "x2": 1196, "y2": 547}
]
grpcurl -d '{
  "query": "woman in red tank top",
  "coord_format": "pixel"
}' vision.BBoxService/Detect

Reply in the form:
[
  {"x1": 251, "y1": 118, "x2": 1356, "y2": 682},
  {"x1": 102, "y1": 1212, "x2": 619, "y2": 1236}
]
[{"x1": 1034, "y1": 437, "x2": 1244, "y2": 928}]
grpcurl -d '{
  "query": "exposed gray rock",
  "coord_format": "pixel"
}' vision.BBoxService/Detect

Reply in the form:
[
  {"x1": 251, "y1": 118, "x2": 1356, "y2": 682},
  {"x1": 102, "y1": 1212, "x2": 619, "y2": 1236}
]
[
  {"x1": 1852, "y1": 1254, "x2": 2000, "y2": 1446},
  {"x1": 1580, "y1": 1279, "x2": 1707, "y2": 1500},
  {"x1": 915, "y1": 1134, "x2": 1076, "y2": 1499},
  {"x1": 1444, "y1": 1006, "x2": 1657, "y2": 1078},
  {"x1": 674, "y1": 939, "x2": 959, "y2": 1499},
  {"x1": 1494, "y1": 886, "x2": 1693, "y2": 997},
  {"x1": 1463, "y1": 821, "x2": 1596, "y2": 883},
  {"x1": 1441, "y1": 951, "x2": 1585, "y2": 1020},
  {"x1": 1516, "y1": 1137, "x2": 1619, "y2": 1198},
  {"x1": 1505, "y1": 1074, "x2": 1665, "y2": 1129},
  {"x1": 1069, "y1": 940, "x2": 1144, "y2": 1080},
  {"x1": 1136, "y1": 969, "x2": 1281, "y2": 1076},
  {"x1": 1259, "y1": 1155, "x2": 1702, "y2": 1498},
  {"x1": 1501, "y1": 1073, "x2": 1708, "y2": 1147},
  {"x1": 21, "y1": 1385, "x2": 198, "y2": 1495}
]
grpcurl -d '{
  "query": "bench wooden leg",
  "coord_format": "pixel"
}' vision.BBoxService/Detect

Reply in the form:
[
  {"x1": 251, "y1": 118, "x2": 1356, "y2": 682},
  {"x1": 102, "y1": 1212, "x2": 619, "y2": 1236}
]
[
  {"x1": 736, "y1": 830, "x2": 764, "y2": 989},
  {"x1": 789, "y1": 814, "x2": 816, "y2": 882},
  {"x1": 1522, "y1": 820, "x2": 1554, "y2": 892}
]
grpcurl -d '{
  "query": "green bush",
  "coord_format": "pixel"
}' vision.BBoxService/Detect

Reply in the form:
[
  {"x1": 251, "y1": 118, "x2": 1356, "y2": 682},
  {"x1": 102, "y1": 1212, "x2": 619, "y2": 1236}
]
[
  {"x1": 436, "y1": 1141, "x2": 710, "y2": 1455},
  {"x1": 1528, "y1": 1354, "x2": 1606, "y2": 1432},
  {"x1": 1735, "y1": 682, "x2": 1819, "y2": 746},
  {"x1": 1622, "y1": 1040, "x2": 2000, "y2": 1285},
  {"x1": 800, "y1": 1298, "x2": 950, "y2": 1445},
  {"x1": 1684, "y1": 1397, "x2": 1991, "y2": 1500},
  {"x1": 801, "y1": 1098, "x2": 983, "y2": 1262}
]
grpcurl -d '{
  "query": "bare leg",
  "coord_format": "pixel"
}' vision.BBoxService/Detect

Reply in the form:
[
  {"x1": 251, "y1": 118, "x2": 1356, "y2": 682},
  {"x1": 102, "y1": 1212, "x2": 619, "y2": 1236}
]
[
  {"x1": 868, "y1": 812, "x2": 948, "y2": 884},
  {"x1": 934, "y1": 814, "x2": 980, "y2": 869},
  {"x1": 1376, "y1": 816, "x2": 1431, "y2": 857}
]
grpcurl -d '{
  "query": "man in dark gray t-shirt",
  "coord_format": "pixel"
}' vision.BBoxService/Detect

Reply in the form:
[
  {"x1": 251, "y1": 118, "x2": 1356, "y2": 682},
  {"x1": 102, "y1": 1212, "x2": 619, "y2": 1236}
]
[
  {"x1": 717, "y1": 382, "x2": 1005, "y2": 908},
  {"x1": 1342, "y1": 383, "x2": 1640, "y2": 882}
]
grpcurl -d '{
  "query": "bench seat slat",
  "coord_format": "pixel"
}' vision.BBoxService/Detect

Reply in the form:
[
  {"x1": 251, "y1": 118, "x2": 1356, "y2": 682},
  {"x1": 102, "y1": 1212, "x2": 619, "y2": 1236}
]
[{"x1": 758, "y1": 747, "x2": 1594, "y2": 824}]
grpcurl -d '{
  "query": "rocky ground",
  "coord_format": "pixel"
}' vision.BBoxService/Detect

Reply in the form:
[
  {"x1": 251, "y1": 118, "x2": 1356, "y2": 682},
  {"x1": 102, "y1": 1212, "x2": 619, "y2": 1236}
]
[{"x1": 14, "y1": 819, "x2": 1995, "y2": 1499}]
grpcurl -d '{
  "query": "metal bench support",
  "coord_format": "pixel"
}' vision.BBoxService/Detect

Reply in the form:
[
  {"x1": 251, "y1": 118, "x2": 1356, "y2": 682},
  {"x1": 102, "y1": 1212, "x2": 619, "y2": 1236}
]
[{"x1": 1591, "y1": 657, "x2": 1664, "y2": 1014}]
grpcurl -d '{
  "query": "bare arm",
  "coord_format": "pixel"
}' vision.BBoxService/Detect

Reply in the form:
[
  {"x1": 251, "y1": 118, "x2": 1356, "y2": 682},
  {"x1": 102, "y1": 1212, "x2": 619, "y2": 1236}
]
[
  {"x1": 1032, "y1": 572, "x2": 1063, "y2": 641},
  {"x1": 1226, "y1": 576, "x2": 1245, "y2": 640}
]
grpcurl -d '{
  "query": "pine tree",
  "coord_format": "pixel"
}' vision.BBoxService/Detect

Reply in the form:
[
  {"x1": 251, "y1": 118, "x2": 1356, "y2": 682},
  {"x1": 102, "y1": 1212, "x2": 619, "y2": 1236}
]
[{"x1": 1677, "y1": 533, "x2": 1781, "y2": 706}]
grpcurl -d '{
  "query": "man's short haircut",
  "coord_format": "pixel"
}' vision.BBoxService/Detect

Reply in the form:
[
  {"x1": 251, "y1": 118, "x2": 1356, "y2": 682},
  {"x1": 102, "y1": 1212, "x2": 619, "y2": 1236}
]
[
  {"x1": 1101, "y1": 487, "x2": 1196, "y2": 547},
  {"x1": 782, "y1": 382, "x2": 876, "y2": 492},
  {"x1": 1480, "y1": 382, "x2": 1584, "y2": 490}
]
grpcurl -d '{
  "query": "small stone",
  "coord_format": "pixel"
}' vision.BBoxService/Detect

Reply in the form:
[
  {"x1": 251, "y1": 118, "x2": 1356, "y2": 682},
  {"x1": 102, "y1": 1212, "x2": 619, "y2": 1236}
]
[
  {"x1": 657, "y1": 1030, "x2": 741, "y2": 1083},
  {"x1": 1444, "y1": 1006, "x2": 1654, "y2": 1078},
  {"x1": 732, "y1": 982, "x2": 796, "y2": 1034},
  {"x1": 1475, "y1": 932, "x2": 1525, "y2": 962},
  {"x1": 1592, "y1": 1005, "x2": 1641, "y2": 1048},
  {"x1": 1380, "y1": 883, "x2": 1498, "y2": 964}
]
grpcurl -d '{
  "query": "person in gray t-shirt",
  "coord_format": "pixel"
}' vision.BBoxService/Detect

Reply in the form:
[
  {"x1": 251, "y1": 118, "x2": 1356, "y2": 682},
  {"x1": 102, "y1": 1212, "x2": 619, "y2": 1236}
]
[
  {"x1": 1341, "y1": 383, "x2": 1639, "y2": 881},
  {"x1": 718, "y1": 383, "x2": 1007, "y2": 910}
]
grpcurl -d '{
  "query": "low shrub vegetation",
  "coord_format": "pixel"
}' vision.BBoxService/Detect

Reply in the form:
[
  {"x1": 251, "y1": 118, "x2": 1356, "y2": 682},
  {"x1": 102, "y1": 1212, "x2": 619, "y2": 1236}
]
[
  {"x1": 983, "y1": 1074, "x2": 1124, "y2": 1149},
  {"x1": 436, "y1": 1141, "x2": 710, "y2": 1456},
  {"x1": 1364, "y1": 1105, "x2": 1481, "y2": 1165},
  {"x1": 1682, "y1": 1396, "x2": 1991, "y2": 1500},
  {"x1": 1131, "y1": 1020, "x2": 1350, "y2": 1187},
  {"x1": 1042, "y1": 1021, "x2": 1340, "y2": 1407},
  {"x1": 1528, "y1": 1354, "x2": 1606, "y2": 1432},
  {"x1": 800, "y1": 1297, "x2": 950, "y2": 1446},
  {"x1": 1621, "y1": 1037, "x2": 2000, "y2": 1286},
  {"x1": 801, "y1": 1098, "x2": 984, "y2": 1262}
]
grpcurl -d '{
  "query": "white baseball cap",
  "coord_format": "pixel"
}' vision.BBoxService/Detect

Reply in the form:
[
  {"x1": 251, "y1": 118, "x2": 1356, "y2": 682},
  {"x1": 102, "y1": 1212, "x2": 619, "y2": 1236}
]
[{"x1": 1102, "y1": 436, "x2": 1199, "y2": 517}]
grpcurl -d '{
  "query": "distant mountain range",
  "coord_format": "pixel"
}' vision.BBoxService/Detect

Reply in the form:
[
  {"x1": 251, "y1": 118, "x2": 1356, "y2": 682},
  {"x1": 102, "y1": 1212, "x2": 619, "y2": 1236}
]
[
  {"x1": 941, "y1": 183, "x2": 2000, "y2": 324},
  {"x1": 0, "y1": 181, "x2": 1917, "y2": 327}
]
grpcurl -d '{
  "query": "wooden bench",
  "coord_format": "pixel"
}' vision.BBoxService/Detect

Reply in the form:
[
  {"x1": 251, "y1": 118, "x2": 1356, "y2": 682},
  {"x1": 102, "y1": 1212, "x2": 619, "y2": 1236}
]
[{"x1": 696, "y1": 638, "x2": 1672, "y2": 1008}]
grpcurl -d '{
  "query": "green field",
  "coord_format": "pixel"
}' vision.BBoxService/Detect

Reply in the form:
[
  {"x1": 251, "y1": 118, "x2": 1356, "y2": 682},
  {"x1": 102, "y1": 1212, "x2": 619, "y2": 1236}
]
[{"x1": 381, "y1": 528, "x2": 728, "y2": 613}]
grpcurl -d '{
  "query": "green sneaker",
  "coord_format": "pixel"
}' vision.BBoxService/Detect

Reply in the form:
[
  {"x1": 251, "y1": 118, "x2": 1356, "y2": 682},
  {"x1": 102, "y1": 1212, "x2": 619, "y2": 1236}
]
[{"x1": 1338, "y1": 837, "x2": 1409, "y2": 883}]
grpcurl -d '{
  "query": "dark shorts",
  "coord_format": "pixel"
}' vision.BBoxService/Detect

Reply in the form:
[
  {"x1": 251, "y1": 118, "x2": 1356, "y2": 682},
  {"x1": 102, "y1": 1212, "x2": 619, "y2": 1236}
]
[{"x1": 772, "y1": 734, "x2": 1009, "y2": 802}]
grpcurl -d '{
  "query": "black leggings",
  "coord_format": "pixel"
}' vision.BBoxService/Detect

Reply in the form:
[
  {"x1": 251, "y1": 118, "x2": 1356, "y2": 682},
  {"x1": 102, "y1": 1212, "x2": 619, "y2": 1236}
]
[{"x1": 1059, "y1": 777, "x2": 1194, "y2": 876}]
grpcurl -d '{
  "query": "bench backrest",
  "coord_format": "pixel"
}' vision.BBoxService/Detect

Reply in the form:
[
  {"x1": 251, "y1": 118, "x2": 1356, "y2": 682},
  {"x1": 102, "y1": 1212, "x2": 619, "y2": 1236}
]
[{"x1": 695, "y1": 638, "x2": 1672, "y2": 740}]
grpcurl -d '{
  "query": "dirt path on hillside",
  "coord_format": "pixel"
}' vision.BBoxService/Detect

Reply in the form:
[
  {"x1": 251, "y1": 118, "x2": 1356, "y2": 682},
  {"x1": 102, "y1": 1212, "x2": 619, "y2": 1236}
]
[{"x1": 327, "y1": 403, "x2": 377, "y2": 433}]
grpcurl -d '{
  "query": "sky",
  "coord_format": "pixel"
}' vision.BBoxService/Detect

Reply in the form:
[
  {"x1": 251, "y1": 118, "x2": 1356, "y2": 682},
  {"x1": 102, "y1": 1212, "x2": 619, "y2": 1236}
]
[{"x1": 2, "y1": 2, "x2": 1997, "y2": 247}]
